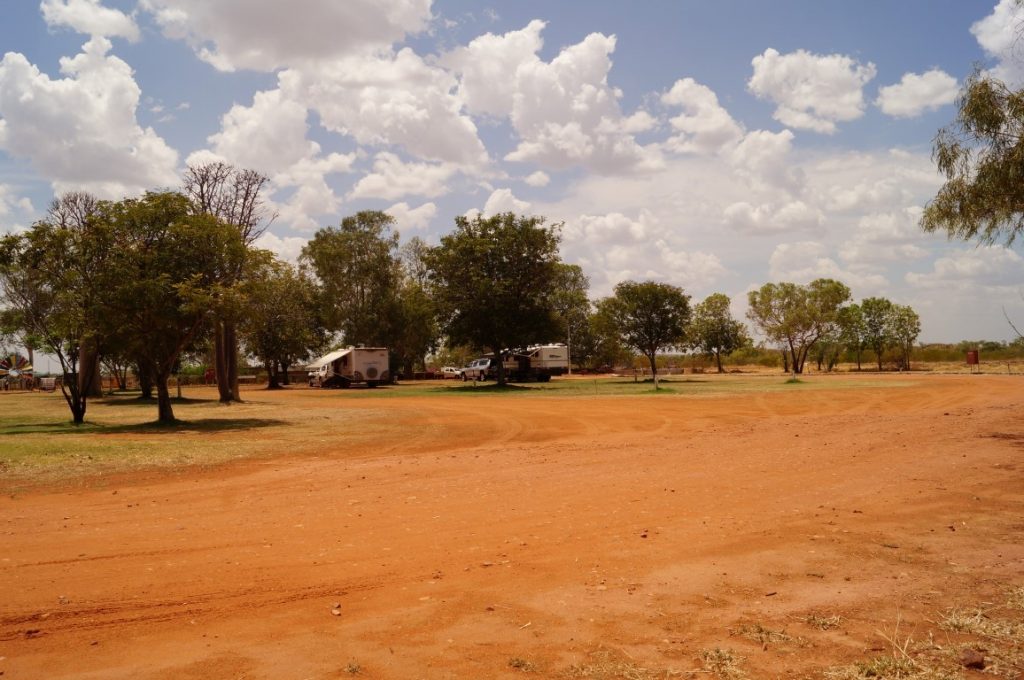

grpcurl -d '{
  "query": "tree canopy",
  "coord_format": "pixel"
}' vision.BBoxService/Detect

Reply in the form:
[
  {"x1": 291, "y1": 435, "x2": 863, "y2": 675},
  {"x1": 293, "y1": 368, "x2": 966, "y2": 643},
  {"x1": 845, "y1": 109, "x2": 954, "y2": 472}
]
[
  {"x1": 425, "y1": 212, "x2": 563, "y2": 385},
  {"x1": 597, "y1": 280, "x2": 690, "y2": 388},
  {"x1": 301, "y1": 210, "x2": 402, "y2": 347},
  {"x1": 689, "y1": 293, "x2": 749, "y2": 373},
  {"x1": 921, "y1": 71, "x2": 1024, "y2": 245},
  {"x1": 747, "y1": 279, "x2": 851, "y2": 375}
]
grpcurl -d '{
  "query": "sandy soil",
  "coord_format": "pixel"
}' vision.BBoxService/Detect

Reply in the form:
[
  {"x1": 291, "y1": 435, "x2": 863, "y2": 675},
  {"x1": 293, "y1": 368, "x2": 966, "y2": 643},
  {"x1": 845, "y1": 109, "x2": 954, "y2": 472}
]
[{"x1": 1, "y1": 375, "x2": 1022, "y2": 678}]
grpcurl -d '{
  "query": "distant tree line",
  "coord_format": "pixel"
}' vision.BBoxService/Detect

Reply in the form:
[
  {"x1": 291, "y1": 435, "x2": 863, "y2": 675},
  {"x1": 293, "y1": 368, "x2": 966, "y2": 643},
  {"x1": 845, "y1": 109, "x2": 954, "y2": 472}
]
[{"x1": 1, "y1": 162, "x2": 931, "y2": 424}]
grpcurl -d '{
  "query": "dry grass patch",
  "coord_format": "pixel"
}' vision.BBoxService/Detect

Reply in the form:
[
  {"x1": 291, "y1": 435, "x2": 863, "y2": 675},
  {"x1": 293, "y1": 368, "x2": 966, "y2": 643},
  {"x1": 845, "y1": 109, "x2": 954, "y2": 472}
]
[{"x1": 698, "y1": 648, "x2": 746, "y2": 679}]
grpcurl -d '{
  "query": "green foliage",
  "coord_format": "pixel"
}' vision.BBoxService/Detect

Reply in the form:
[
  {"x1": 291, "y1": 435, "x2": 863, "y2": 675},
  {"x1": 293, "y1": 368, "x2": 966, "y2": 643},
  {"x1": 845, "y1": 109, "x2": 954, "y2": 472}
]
[
  {"x1": 240, "y1": 254, "x2": 326, "y2": 388},
  {"x1": 551, "y1": 263, "x2": 591, "y2": 369},
  {"x1": 103, "y1": 191, "x2": 247, "y2": 422},
  {"x1": 922, "y1": 71, "x2": 1024, "y2": 245},
  {"x1": 838, "y1": 303, "x2": 867, "y2": 369},
  {"x1": 301, "y1": 211, "x2": 402, "y2": 346},
  {"x1": 689, "y1": 293, "x2": 750, "y2": 372},
  {"x1": 889, "y1": 304, "x2": 921, "y2": 370},
  {"x1": 0, "y1": 192, "x2": 110, "y2": 423},
  {"x1": 425, "y1": 212, "x2": 563, "y2": 385},
  {"x1": 597, "y1": 280, "x2": 690, "y2": 386},
  {"x1": 861, "y1": 297, "x2": 895, "y2": 370},
  {"x1": 746, "y1": 279, "x2": 851, "y2": 374}
]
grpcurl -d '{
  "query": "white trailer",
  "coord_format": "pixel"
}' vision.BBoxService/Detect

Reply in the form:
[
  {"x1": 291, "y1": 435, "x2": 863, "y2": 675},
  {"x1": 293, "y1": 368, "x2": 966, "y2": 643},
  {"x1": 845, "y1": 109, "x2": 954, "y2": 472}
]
[
  {"x1": 463, "y1": 344, "x2": 569, "y2": 382},
  {"x1": 307, "y1": 347, "x2": 390, "y2": 388}
]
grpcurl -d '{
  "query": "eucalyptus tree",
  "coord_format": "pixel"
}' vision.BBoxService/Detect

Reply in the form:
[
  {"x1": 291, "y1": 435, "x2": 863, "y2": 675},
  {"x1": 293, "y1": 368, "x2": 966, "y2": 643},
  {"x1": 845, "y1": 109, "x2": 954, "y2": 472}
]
[
  {"x1": 425, "y1": 212, "x2": 563, "y2": 386},
  {"x1": 183, "y1": 161, "x2": 273, "y2": 403},
  {"x1": 689, "y1": 293, "x2": 749, "y2": 373},
  {"x1": 597, "y1": 281, "x2": 690, "y2": 388},
  {"x1": 922, "y1": 70, "x2": 1024, "y2": 245},
  {"x1": 861, "y1": 297, "x2": 895, "y2": 370},
  {"x1": 747, "y1": 279, "x2": 851, "y2": 375},
  {"x1": 105, "y1": 192, "x2": 246, "y2": 423}
]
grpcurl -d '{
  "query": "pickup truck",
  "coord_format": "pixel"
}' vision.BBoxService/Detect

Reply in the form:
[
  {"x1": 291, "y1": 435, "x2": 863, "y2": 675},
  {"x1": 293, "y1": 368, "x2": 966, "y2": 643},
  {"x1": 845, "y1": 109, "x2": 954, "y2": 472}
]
[{"x1": 460, "y1": 358, "x2": 490, "y2": 381}]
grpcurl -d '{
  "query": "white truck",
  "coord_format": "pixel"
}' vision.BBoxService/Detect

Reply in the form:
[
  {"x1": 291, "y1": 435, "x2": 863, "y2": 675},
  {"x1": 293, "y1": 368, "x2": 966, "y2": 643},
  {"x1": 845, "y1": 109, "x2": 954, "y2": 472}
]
[
  {"x1": 307, "y1": 347, "x2": 390, "y2": 388},
  {"x1": 461, "y1": 344, "x2": 569, "y2": 383}
]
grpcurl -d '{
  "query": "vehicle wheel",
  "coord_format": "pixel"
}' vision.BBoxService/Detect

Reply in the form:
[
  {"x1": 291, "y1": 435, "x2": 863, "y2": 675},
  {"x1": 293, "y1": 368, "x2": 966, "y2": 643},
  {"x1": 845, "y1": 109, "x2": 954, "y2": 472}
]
[
  {"x1": 367, "y1": 381, "x2": 378, "y2": 388},
  {"x1": 461, "y1": 373, "x2": 468, "y2": 382}
]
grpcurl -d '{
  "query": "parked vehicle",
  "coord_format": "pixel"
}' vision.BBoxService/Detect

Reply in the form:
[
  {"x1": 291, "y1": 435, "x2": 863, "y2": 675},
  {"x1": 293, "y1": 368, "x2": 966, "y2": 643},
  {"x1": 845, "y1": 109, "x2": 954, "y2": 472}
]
[
  {"x1": 461, "y1": 344, "x2": 569, "y2": 382},
  {"x1": 307, "y1": 347, "x2": 390, "y2": 388},
  {"x1": 440, "y1": 366, "x2": 461, "y2": 379},
  {"x1": 460, "y1": 358, "x2": 491, "y2": 381}
]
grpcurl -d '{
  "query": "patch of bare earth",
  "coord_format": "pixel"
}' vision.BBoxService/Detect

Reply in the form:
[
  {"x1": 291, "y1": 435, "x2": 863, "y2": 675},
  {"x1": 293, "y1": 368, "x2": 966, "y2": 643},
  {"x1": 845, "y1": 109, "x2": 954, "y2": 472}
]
[{"x1": 0, "y1": 375, "x2": 1022, "y2": 678}]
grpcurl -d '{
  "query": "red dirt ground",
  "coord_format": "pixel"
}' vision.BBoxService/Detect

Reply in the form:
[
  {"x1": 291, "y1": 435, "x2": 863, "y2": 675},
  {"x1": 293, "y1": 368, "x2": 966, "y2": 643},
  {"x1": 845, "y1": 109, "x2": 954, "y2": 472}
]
[{"x1": 1, "y1": 375, "x2": 1023, "y2": 678}]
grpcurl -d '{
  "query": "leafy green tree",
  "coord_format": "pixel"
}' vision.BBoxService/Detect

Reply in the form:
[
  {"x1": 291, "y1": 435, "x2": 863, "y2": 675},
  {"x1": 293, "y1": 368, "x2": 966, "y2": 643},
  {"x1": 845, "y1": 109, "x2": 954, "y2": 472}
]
[
  {"x1": 241, "y1": 254, "x2": 326, "y2": 389},
  {"x1": 105, "y1": 192, "x2": 246, "y2": 423},
  {"x1": 301, "y1": 211, "x2": 402, "y2": 347},
  {"x1": 921, "y1": 71, "x2": 1024, "y2": 245},
  {"x1": 861, "y1": 297, "x2": 895, "y2": 371},
  {"x1": 747, "y1": 279, "x2": 851, "y2": 375},
  {"x1": 889, "y1": 304, "x2": 921, "y2": 370},
  {"x1": 0, "y1": 199, "x2": 113, "y2": 423},
  {"x1": 597, "y1": 281, "x2": 690, "y2": 388},
  {"x1": 393, "y1": 277, "x2": 439, "y2": 377},
  {"x1": 393, "y1": 236, "x2": 440, "y2": 376},
  {"x1": 551, "y1": 263, "x2": 591, "y2": 373},
  {"x1": 837, "y1": 303, "x2": 866, "y2": 370},
  {"x1": 689, "y1": 293, "x2": 749, "y2": 373},
  {"x1": 571, "y1": 306, "x2": 628, "y2": 371},
  {"x1": 425, "y1": 212, "x2": 563, "y2": 386},
  {"x1": 184, "y1": 162, "x2": 273, "y2": 404}
]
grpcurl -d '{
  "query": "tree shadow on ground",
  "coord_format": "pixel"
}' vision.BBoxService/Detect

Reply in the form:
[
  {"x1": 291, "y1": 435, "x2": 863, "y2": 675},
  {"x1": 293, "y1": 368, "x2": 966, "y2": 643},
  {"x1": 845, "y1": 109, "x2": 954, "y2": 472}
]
[
  {"x1": 0, "y1": 418, "x2": 287, "y2": 436},
  {"x1": 96, "y1": 395, "x2": 220, "y2": 407}
]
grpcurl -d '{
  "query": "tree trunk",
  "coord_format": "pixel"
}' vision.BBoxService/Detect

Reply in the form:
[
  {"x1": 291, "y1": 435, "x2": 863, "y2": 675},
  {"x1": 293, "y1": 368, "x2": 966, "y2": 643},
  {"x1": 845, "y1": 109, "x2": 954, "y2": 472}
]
[
  {"x1": 278, "y1": 359, "x2": 290, "y2": 385},
  {"x1": 155, "y1": 372, "x2": 175, "y2": 423},
  {"x1": 226, "y1": 320, "x2": 241, "y2": 401},
  {"x1": 781, "y1": 350, "x2": 789, "y2": 373},
  {"x1": 855, "y1": 348, "x2": 862, "y2": 371},
  {"x1": 137, "y1": 362, "x2": 154, "y2": 399},
  {"x1": 214, "y1": 322, "x2": 232, "y2": 403},
  {"x1": 715, "y1": 350, "x2": 723, "y2": 373},
  {"x1": 266, "y1": 360, "x2": 281, "y2": 389},
  {"x1": 876, "y1": 347, "x2": 883, "y2": 371},
  {"x1": 647, "y1": 351, "x2": 658, "y2": 389},
  {"x1": 62, "y1": 375, "x2": 86, "y2": 424},
  {"x1": 78, "y1": 343, "x2": 103, "y2": 397}
]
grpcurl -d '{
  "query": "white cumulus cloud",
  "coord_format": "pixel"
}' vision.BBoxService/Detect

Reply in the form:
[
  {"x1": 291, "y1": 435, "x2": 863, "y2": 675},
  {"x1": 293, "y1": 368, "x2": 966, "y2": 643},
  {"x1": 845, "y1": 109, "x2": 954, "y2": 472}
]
[
  {"x1": 446, "y1": 21, "x2": 661, "y2": 174},
  {"x1": 41, "y1": 0, "x2": 140, "y2": 41},
  {"x1": 523, "y1": 170, "x2": 550, "y2": 187},
  {"x1": 769, "y1": 241, "x2": 887, "y2": 292},
  {"x1": 876, "y1": 69, "x2": 958, "y2": 118},
  {"x1": 349, "y1": 152, "x2": 457, "y2": 201},
  {"x1": 386, "y1": 201, "x2": 437, "y2": 231},
  {"x1": 279, "y1": 50, "x2": 487, "y2": 166},
  {"x1": 748, "y1": 48, "x2": 876, "y2": 134},
  {"x1": 139, "y1": 0, "x2": 432, "y2": 71},
  {"x1": 253, "y1": 231, "x2": 308, "y2": 264},
  {"x1": 661, "y1": 78, "x2": 743, "y2": 155},
  {"x1": 971, "y1": 0, "x2": 1024, "y2": 86},
  {"x1": 0, "y1": 37, "x2": 178, "y2": 198}
]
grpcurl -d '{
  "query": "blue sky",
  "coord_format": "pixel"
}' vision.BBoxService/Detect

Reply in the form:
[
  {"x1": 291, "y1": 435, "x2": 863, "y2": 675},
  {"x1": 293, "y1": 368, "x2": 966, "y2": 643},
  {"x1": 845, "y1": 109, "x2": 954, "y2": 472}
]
[{"x1": 1, "y1": 0, "x2": 1022, "y2": 343}]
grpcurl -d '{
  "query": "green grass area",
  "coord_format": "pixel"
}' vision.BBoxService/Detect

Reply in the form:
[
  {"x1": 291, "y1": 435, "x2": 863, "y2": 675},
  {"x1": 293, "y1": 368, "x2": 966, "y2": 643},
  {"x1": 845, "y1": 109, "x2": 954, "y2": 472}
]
[{"x1": 0, "y1": 374, "x2": 912, "y2": 490}]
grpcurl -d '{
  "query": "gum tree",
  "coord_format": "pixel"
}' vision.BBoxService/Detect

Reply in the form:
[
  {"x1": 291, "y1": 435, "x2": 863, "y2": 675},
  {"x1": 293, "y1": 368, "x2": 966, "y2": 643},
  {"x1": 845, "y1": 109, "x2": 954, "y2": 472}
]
[
  {"x1": 598, "y1": 281, "x2": 690, "y2": 388},
  {"x1": 426, "y1": 213, "x2": 563, "y2": 386}
]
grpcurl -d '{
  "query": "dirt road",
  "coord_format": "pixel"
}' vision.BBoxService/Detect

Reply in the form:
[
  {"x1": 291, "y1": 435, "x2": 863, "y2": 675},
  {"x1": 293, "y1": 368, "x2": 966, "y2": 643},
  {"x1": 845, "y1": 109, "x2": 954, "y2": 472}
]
[{"x1": 2, "y1": 375, "x2": 1022, "y2": 678}]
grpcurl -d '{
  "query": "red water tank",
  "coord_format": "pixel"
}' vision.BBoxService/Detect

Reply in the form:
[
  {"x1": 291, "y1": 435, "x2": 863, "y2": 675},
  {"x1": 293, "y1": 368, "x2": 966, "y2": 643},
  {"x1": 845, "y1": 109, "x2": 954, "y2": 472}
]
[{"x1": 966, "y1": 350, "x2": 980, "y2": 365}]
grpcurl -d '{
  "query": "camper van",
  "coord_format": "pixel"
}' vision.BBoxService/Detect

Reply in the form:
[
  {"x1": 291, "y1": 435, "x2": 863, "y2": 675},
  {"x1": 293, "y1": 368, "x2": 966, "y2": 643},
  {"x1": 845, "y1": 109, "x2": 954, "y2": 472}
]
[{"x1": 307, "y1": 347, "x2": 390, "y2": 388}]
